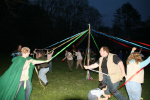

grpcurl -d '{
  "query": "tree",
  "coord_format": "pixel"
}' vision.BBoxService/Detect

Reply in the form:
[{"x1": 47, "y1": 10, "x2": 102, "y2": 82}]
[{"x1": 112, "y1": 2, "x2": 142, "y2": 38}]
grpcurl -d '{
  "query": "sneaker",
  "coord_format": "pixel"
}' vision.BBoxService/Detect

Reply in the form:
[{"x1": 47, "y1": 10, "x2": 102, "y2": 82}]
[{"x1": 45, "y1": 82, "x2": 48, "y2": 86}]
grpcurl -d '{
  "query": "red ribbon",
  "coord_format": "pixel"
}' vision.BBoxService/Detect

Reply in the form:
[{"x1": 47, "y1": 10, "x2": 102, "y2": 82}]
[
  {"x1": 110, "y1": 67, "x2": 145, "y2": 97},
  {"x1": 71, "y1": 34, "x2": 86, "y2": 52}
]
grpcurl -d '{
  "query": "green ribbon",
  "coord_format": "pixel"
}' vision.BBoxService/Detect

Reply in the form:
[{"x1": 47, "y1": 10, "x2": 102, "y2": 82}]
[
  {"x1": 76, "y1": 33, "x2": 88, "y2": 47},
  {"x1": 49, "y1": 29, "x2": 88, "y2": 61},
  {"x1": 90, "y1": 33, "x2": 99, "y2": 51}
]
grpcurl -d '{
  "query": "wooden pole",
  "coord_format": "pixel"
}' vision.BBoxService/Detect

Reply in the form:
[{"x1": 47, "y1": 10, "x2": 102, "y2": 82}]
[
  {"x1": 87, "y1": 24, "x2": 91, "y2": 66},
  {"x1": 87, "y1": 24, "x2": 91, "y2": 80}
]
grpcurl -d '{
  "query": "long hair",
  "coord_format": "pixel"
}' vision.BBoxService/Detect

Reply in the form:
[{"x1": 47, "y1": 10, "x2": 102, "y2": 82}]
[{"x1": 126, "y1": 52, "x2": 143, "y2": 65}]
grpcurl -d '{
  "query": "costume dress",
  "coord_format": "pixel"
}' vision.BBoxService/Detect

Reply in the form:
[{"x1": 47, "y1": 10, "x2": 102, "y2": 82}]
[{"x1": 0, "y1": 56, "x2": 35, "y2": 100}]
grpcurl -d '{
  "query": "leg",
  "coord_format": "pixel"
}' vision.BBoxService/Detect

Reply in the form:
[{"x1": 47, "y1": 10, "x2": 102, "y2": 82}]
[
  {"x1": 14, "y1": 81, "x2": 24, "y2": 99},
  {"x1": 76, "y1": 60, "x2": 79, "y2": 69},
  {"x1": 67, "y1": 60, "x2": 72, "y2": 71},
  {"x1": 39, "y1": 68, "x2": 49, "y2": 84},
  {"x1": 79, "y1": 59, "x2": 83, "y2": 69},
  {"x1": 70, "y1": 60, "x2": 73, "y2": 69},
  {"x1": 49, "y1": 61, "x2": 52, "y2": 72},
  {"x1": 107, "y1": 77, "x2": 126, "y2": 100},
  {"x1": 125, "y1": 81, "x2": 141, "y2": 100},
  {"x1": 102, "y1": 75, "x2": 110, "y2": 95},
  {"x1": 25, "y1": 80, "x2": 31, "y2": 100}
]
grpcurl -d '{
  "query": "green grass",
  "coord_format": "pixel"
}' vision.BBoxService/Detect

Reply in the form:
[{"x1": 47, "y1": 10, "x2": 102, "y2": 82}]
[{"x1": 0, "y1": 54, "x2": 150, "y2": 100}]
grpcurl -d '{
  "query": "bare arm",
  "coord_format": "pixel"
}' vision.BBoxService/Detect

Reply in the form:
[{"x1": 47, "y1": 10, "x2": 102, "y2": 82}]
[
  {"x1": 84, "y1": 63, "x2": 99, "y2": 69},
  {"x1": 103, "y1": 92, "x2": 110, "y2": 98},
  {"x1": 29, "y1": 59, "x2": 49, "y2": 65},
  {"x1": 62, "y1": 57, "x2": 67, "y2": 61}
]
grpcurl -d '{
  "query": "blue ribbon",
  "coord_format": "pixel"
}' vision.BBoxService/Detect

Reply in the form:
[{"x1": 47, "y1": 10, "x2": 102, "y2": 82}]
[
  {"x1": 92, "y1": 29, "x2": 150, "y2": 51},
  {"x1": 44, "y1": 30, "x2": 88, "y2": 49}
]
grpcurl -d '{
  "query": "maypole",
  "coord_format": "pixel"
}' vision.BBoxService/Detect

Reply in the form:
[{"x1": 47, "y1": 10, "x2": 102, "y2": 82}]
[{"x1": 86, "y1": 24, "x2": 92, "y2": 80}]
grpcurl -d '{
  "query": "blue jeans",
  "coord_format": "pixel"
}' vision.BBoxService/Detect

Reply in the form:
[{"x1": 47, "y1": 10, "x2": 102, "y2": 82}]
[
  {"x1": 15, "y1": 80, "x2": 31, "y2": 100},
  {"x1": 49, "y1": 61, "x2": 52, "y2": 72},
  {"x1": 102, "y1": 75, "x2": 127, "y2": 100},
  {"x1": 125, "y1": 81, "x2": 141, "y2": 100},
  {"x1": 39, "y1": 67, "x2": 49, "y2": 85}
]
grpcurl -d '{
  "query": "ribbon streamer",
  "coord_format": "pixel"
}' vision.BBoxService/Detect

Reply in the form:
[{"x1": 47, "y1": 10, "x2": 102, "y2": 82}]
[
  {"x1": 110, "y1": 67, "x2": 145, "y2": 97},
  {"x1": 92, "y1": 30, "x2": 150, "y2": 51},
  {"x1": 44, "y1": 30, "x2": 88, "y2": 49}
]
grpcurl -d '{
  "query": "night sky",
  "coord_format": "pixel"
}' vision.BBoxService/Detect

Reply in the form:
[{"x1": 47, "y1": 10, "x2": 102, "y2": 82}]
[{"x1": 88, "y1": 0, "x2": 150, "y2": 27}]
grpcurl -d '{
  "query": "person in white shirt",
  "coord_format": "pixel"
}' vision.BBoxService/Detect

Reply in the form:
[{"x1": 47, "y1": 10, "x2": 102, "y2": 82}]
[
  {"x1": 74, "y1": 49, "x2": 83, "y2": 69},
  {"x1": 47, "y1": 49, "x2": 54, "y2": 72},
  {"x1": 62, "y1": 50, "x2": 73, "y2": 72},
  {"x1": 88, "y1": 82, "x2": 110, "y2": 100}
]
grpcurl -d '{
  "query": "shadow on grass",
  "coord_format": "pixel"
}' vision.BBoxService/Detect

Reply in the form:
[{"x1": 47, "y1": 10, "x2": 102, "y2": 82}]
[{"x1": 63, "y1": 97, "x2": 85, "y2": 100}]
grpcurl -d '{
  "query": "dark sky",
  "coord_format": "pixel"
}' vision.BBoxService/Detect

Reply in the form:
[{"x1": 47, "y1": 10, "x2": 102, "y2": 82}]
[{"x1": 88, "y1": 0, "x2": 150, "y2": 27}]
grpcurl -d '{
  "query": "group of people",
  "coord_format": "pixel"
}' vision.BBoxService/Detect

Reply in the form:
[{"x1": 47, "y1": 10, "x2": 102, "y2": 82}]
[
  {"x1": 0, "y1": 45, "x2": 55, "y2": 100},
  {"x1": 85, "y1": 46, "x2": 150, "y2": 100},
  {"x1": 62, "y1": 48, "x2": 97, "y2": 72},
  {"x1": 0, "y1": 46, "x2": 52, "y2": 100},
  {"x1": 33, "y1": 48, "x2": 54, "y2": 86},
  {"x1": 62, "y1": 49, "x2": 83, "y2": 72},
  {"x1": 0, "y1": 45, "x2": 150, "y2": 100}
]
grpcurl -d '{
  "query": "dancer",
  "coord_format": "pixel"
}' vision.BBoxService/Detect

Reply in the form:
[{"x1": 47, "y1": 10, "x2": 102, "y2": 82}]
[
  {"x1": 62, "y1": 50, "x2": 73, "y2": 72},
  {"x1": 12, "y1": 45, "x2": 22, "y2": 57},
  {"x1": 0, "y1": 47, "x2": 50, "y2": 100},
  {"x1": 125, "y1": 47, "x2": 150, "y2": 100},
  {"x1": 38, "y1": 51, "x2": 50, "y2": 86},
  {"x1": 84, "y1": 46, "x2": 127, "y2": 100},
  {"x1": 47, "y1": 49, "x2": 54, "y2": 72},
  {"x1": 88, "y1": 82, "x2": 110, "y2": 100},
  {"x1": 74, "y1": 49, "x2": 83, "y2": 69},
  {"x1": 90, "y1": 50, "x2": 97, "y2": 64}
]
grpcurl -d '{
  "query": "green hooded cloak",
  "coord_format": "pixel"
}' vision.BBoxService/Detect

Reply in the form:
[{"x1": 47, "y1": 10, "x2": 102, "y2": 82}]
[{"x1": 0, "y1": 56, "x2": 35, "y2": 100}]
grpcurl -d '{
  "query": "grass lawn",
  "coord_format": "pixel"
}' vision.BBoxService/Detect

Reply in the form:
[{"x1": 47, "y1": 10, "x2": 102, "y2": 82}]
[{"x1": 0, "y1": 53, "x2": 150, "y2": 100}]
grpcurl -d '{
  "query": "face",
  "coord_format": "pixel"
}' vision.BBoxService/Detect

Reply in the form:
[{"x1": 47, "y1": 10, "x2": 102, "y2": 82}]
[
  {"x1": 18, "y1": 45, "x2": 22, "y2": 50},
  {"x1": 26, "y1": 51, "x2": 30, "y2": 57},
  {"x1": 103, "y1": 86, "x2": 107, "y2": 91},
  {"x1": 99, "y1": 48, "x2": 104, "y2": 57},
  {"x1": 66, "y1": 50, "x2": 68, "y2": 53}
]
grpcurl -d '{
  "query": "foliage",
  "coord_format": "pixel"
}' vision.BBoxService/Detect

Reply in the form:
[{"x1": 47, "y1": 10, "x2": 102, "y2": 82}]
[
  {"x1": 0, "y1": 0, "x2": 102, "y2": 52},
  {"x1": 112, "y1": 2, "x2": 142, "y2": 38}
]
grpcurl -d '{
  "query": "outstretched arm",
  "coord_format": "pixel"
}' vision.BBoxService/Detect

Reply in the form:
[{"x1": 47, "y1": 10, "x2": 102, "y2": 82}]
[
  {"x1": 29, "y1": 59, "x2": 49, "y2": 65},
  {"x1": 140, "y1": 56, "x2": 150, "y2": 68},
  {"x1": 84, "y1": 63, "x2": 99, "y2": 69},
  {"x1": 62, "y1": 57, "x2": 67, "y2": 61}
]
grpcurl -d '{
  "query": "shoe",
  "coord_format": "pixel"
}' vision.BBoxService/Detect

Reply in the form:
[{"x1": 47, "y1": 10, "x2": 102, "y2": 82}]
[{"x1": 45, "y1": 82, "x2": 48, "y2": 86}]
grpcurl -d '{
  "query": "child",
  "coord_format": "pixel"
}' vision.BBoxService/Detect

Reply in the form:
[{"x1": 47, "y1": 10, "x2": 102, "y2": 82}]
[
  {"x1": 125, "y1": 47, "x2": 150, "y2": 100},
  {"x1": 88, "y1": 82, "x2": 110, "y2": 100}
]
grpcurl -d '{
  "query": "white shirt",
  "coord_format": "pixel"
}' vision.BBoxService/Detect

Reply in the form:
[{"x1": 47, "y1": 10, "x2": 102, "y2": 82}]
[
  {"x1": 47, "y1": 51, "x2": 54, "y2": 60},
  {"x1": 90, "y1": 88, "x2": 104, "y2": 97},
  {"x1": 65, "y1": 52, "x2": 73, "y2": 60},
  {"x1": 75, "y1": 52, "x2": 83, "y2": 60}
]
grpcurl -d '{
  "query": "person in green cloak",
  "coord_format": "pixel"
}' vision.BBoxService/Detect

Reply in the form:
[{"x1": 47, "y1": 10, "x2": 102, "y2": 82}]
[{"x1": 0, "y1": 47, "x2": 50, "y2": 100}]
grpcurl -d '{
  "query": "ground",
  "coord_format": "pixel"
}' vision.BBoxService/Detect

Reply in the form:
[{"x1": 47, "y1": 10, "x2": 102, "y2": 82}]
[{"x1": 0, "y1": 53, "x2": 150, "y2": 100}]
